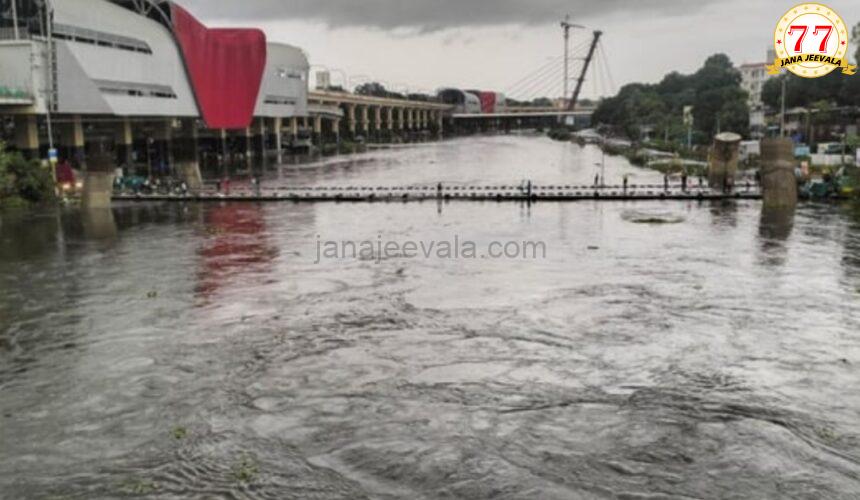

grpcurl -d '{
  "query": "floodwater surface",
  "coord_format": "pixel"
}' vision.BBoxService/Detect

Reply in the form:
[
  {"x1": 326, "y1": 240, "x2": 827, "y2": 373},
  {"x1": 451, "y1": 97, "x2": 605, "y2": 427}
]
[{"x1": 2, "y1": 135, "x2": 860, "y2": 499}]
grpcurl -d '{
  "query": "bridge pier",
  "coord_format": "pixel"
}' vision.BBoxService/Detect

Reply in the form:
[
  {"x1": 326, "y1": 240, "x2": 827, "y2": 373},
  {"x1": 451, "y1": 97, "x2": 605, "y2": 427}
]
[
  {"x1": 313, "y1": 115, "x2": 323, "y2": 147},
  {"x1": 709, "y1": 132, "x2": 741, "y2": 191},
  {"x1": 760, "y1": 137, "x2": 798, "y2": 209},
  {"x1": 436, "y1": 111, "x2": 444, "y2": 137},
  {"x1": 81, "y1": 136, "x2": 115, "y2": 210},
  {"x1": 343, "y1": 103, "x2": 356, "y2": 139},
  {"x1": 396, "y1": 108, "x2": 405, "y2": 136},
  {"x1": 373, "y1": 106, "x2": 382, "y2": 142},
  {"x1": 360, "y1": 105, "x2": 370, "y2": 138},
  {"x1": 60, "y1": 115, "x2": 86, "y2": 169},
  {"x1": 173, "y1": 118, "x2": 203, "y2": 191}
]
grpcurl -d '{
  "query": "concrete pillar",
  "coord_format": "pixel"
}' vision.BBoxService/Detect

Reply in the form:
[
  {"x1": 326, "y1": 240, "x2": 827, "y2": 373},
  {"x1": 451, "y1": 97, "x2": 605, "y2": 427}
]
[
  {"x1": 81, "y1": 208, "x2": 117, "y2": 240},
  {"x1": 362, "y1": 106, "x2": 371, "y2": 135},
  {"x1": 313, "y1": 115, "x2": 323, "y2": 146},
  {"x1": 760, "y1": 137, "x2": 798, "y2": 209},
  {"x1": 708, "y1": 132, "x2": 741, "y2": 191},
  {"x1": 386, "y1": 107, "x2": 394, "y2": 131},
  {"x1": 347, "y1": 104, "x2": 357, "y2": 136},
  {"x1": 61, "y1": 115, "x2": 86, "y2": 169},
  {"x1": 274, "y1": 117, "x2": 283, "y2": 164},
  {"x1": 436, "y1": 111, "x2": 444, "y2": 137},
  {"x1": 373, "y1": 106, "x2": 382, "y2": 138},
  {"x1": 333, "y1": 118, "x2": 341, "y2": 145},
  {"x1": 152, "y1": 119, "x2": 173, "y2": 175},
  {"x1": 173, "y1": 118, "x2": 202, "y2": 191},
  {"x1": 290, "y1": 117, "x2": 299, "y2": 141},
  {"x1": 82, "y1": 137, "x2": 115, "y2": 210},
  {"x1": 82, "y1": 172, "x2": 114, "y2": 209},
  {"x1": 14, "y1": 115, "x2": 40, "y2": 160},
  {"x1": 407, "y1": 108, "x2": 414, "y2": 130},
  {"x1": 115, "y1": 118, "x2": 133, "y2": 172},
  {"x1": 397, "y1": 108, "x2": 405, "y2": 130}
]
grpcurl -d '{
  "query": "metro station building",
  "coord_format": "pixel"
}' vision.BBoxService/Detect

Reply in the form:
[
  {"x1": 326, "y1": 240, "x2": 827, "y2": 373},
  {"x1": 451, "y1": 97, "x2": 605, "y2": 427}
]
[{"x1": 0, "y1": 0, "x2": 310, "y2": 183}]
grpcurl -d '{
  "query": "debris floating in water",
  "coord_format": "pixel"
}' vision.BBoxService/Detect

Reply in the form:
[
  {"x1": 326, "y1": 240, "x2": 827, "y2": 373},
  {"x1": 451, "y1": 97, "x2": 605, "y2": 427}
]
[{"x1": 622, "y1": 210, "x2": 686, "y2": 225}]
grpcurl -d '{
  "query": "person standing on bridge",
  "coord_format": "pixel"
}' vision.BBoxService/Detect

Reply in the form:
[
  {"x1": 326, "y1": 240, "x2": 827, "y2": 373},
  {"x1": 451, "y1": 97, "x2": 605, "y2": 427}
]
[
  {"x1": 681, "y1": 170, "x2": 688, "y2": 192},
  {"x1": 623, "y1": 175, "x2": 628, "y2": 193},
  {"x1": 664, "y1": 174, "x2": 669, "y2": 192}
]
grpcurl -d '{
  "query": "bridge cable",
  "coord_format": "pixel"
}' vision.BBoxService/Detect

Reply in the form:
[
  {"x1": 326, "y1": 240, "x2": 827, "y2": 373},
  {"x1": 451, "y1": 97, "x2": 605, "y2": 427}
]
[
  {"x1": 513, "y1": 43, "x2": 591, "y2": 100},
  {"x1": 504, "y1": 40, "x2": 592, "y2": 98}
]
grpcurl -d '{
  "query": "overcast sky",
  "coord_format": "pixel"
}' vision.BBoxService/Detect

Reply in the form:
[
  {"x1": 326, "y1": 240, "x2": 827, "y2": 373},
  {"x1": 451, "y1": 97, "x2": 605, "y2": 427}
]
[{"x1": 176, "y1": 0, "x2": 858, "y2": 100}]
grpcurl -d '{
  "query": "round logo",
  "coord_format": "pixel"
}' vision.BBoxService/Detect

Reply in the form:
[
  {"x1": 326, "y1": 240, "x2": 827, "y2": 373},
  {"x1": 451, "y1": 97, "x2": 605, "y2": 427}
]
[{"x1": 773, "y1": 3, "x2": 849, "y2": 78}]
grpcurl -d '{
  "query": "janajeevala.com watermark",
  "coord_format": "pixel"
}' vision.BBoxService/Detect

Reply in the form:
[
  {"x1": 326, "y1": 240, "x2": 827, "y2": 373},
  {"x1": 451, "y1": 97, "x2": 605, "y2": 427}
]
[{"x1": 314, "y1": 235, "x2": 547, "y2": 264}]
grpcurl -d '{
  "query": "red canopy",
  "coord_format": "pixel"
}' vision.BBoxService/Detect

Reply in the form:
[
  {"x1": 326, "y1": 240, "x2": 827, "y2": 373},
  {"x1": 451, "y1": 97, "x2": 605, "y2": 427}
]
[{"x1": 171, "y1": 5, "x2": 267, "y2": 129}]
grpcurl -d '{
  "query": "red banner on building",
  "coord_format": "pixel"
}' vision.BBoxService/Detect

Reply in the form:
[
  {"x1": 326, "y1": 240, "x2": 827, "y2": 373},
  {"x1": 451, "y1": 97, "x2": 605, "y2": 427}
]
[{"x1": 171, "y1": 5, "x2": 267, "y2": 129}]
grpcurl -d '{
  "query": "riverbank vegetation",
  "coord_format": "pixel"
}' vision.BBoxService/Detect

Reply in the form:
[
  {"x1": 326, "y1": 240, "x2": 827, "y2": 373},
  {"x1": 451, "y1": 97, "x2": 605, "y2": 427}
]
[
  {"x1": 592, "y1": 54, "x2": 750, "y2": 144},
  {"x1": 0, "y1": 142, "x2": 56, "y2": 209}
]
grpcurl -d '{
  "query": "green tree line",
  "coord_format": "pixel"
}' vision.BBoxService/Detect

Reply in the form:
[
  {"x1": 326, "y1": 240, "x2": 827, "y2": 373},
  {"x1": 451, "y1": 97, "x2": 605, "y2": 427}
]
[{"x1": 592, "y1": 54, "x2": 750, "y2": 143}]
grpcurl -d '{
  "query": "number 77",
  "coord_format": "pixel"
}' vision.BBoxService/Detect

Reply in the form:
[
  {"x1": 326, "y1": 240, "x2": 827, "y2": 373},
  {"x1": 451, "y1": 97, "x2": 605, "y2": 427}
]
[
  {"x1": 788, "y1": 25, "x2": 807, "y2": 53},
  {"x1": 813, "y1": 25, "x2": 832, "y2": 53}
]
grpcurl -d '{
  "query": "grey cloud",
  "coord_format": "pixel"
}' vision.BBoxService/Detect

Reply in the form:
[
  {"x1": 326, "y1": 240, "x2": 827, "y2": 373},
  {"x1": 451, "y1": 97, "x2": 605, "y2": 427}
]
[{"x1": 176, "y1": 0, "x2": 714, "y2": 32}]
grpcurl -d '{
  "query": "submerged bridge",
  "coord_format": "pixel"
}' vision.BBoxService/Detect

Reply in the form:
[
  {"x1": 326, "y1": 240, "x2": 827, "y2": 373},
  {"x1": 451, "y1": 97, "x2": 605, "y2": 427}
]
[{"x1": 114, "y1": 182, "x2": 761, "y2": 203}]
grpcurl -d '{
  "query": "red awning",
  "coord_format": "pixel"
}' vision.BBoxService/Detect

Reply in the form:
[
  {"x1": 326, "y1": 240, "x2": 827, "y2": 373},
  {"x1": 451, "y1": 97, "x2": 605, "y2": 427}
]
[{"x1": 171, "y1": 5, "x2": 267, "y2": 129}]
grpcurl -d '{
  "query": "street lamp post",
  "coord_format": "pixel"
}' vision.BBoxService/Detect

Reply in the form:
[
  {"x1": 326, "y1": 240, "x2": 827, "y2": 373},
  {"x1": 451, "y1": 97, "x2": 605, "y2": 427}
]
[
  {"x1": 11, "y1": 0, "x2": 20, "y2": 39},
  {"x1": 44, "y1": 1, "x2": 56, "y2": 160}
]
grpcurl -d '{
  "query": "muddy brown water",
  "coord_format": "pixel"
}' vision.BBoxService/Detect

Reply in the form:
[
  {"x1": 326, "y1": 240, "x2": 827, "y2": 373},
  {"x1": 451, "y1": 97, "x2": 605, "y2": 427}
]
[{"x1": 2, "y1": 135, "x2": 860, "y2": 499}]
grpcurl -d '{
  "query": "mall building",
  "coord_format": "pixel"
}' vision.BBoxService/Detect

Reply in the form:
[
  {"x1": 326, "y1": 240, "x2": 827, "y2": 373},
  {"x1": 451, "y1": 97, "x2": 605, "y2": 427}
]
[{"x1": 0, "y1": 0, "x2": 310, "y2": 184}]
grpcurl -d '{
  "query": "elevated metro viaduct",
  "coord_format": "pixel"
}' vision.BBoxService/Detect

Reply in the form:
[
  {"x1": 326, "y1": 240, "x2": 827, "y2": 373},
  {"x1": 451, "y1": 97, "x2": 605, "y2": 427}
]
[
  {"x1": 306, "y1": 90, "x2": 450, "y2": 145},
  {"x1": 0, "y1": 0, "x2": 450, "y2": 188}
]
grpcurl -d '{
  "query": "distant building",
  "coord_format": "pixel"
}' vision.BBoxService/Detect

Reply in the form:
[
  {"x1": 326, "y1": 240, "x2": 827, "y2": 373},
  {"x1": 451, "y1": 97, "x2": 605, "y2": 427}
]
[{"x1": 740, "y1": 62, "x2": 770, "y2": 139}]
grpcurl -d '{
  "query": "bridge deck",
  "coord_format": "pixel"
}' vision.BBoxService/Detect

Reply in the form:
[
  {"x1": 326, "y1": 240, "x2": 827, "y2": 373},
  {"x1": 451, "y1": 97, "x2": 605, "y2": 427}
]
[{"x1": 114, "y1": 184, "x2": 761, "y2": 203}]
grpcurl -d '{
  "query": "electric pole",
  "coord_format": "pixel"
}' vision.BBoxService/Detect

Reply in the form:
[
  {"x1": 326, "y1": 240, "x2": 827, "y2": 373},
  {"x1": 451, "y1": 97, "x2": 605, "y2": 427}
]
[
  {"x1": 780, "y1": 77, "x2": 786, "y2": 137},
  {"x1": 560, "y1": 16, "x2": 583, "y2": 109}
]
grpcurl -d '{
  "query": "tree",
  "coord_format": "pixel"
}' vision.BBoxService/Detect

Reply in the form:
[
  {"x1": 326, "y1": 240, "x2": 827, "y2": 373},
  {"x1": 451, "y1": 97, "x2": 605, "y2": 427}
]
[
  {"x1": 854, "y1": 22, "x2": 860, "y2": 66},
  {"x1": 593, "y1": 53, "x2": 748, "y2": 141},
  {"x1": 354, "y1": 82, "x2": 389, "y2": 97},
  {"x1": 762, "y1": 71, "x2": 844, "y2": 109},
  {"x1": 0, "y1": 141, "x2": 55, "y2": 204}
]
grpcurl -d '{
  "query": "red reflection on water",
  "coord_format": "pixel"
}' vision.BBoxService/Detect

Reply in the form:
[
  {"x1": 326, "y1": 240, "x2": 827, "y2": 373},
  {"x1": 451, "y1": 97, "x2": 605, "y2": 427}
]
[{"x1": 196, "y1": 203, "x2": 278, "y2": 303}]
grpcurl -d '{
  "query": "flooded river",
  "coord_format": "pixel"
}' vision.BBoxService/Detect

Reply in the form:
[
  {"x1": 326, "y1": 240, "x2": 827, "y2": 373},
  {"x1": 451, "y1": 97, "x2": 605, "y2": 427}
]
[{"x1": 2, "y1": 134, "x2": 860, "y2": 499}]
